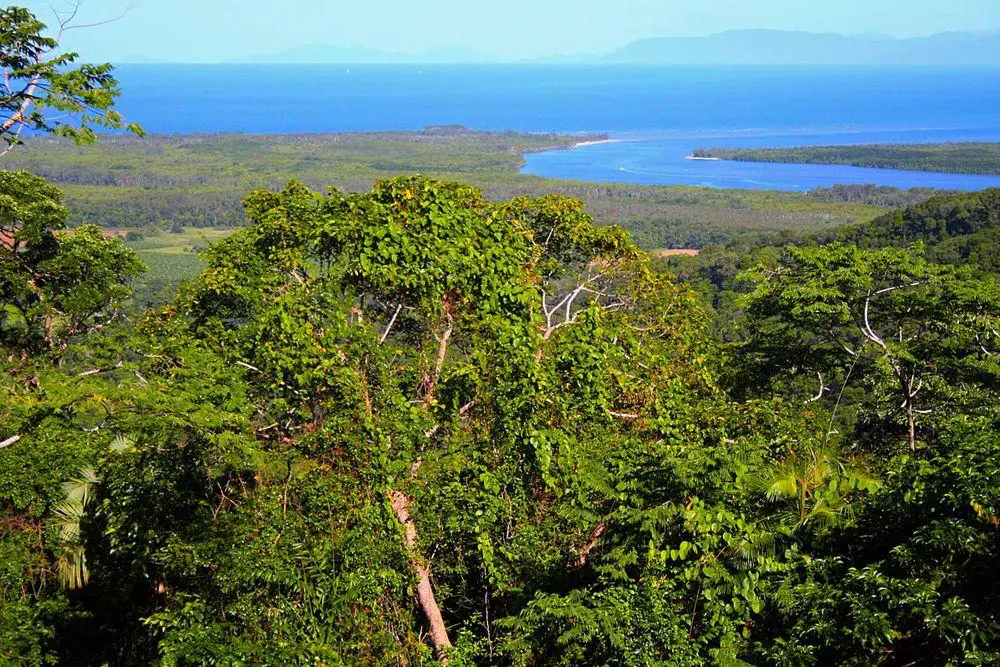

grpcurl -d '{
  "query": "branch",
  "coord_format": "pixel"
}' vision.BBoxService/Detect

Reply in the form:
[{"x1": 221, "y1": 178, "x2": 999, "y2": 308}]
[
  {"x1": 0, "y1": 435, "x2": 21, "y2": 449},
  {"x1": 388, "y1": 490, "x2": 453, "y2": 661},
  {"x1": 575, "y1": 522, "x2": 606, "y2": 567},
  {"x1": 804, "y1": 373, "x2": 829, "y2": 404},
  {"x1": 0, "y1": 73, "x2": 42, "y2": 135},
  {"x1": 57, "y1": 1, "x2": 142, "y2": 36},
  {"x1": 862, "y1": 294, "x2": 886, "y2": 349},
  {"x1": 380, "y1": 303, "x2": 403, "y2": 344},
  {"x1": 423, "y1": 400, "x2": 475, "y2": 439},
  {"x1": 872, "y1": 280, "x2": 928, "y2": 297},
  {"x1": 76, "y1": 361, "x2": 123, "y2": 377},
  {"x1": 421, "y1": 311, "x2": 453, "y2": 408}
]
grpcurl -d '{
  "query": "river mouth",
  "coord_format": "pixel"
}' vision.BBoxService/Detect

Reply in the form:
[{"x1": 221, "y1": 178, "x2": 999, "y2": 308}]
[{"x1": 521, "y1": 129, "x2": 1000, "y2": 191}]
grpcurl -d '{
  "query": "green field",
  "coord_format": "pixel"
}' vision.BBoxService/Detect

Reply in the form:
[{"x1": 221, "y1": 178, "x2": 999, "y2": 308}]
[{"x1": 125, "y1": 227, "x2": 235, "y2": 306}]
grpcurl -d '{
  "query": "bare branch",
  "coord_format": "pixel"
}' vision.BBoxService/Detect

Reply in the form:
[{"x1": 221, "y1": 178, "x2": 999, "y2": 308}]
[
  {"x1": 388, "y1": 490, "x2": 453, "y2": 661},
  {"x1": 0, "y1": 435, "x2": 21, "y2": 449},
  {"x1": 575, "y1": 522, "x2": 606, "y2": 567},
  {"x1": 872, "y1": 280, "x2": 928, "y2": 297},
  {"x1": 421, "y1": 311, "x2": 454, "y2": 408},
  {"x1": 380, "y1": 304, "x2": 403, "y2": 344},
  {"x1": 58, "y1": 1, "x2": 142, "y2": 36},
  {"x1": 804, "y1": 372, "x2": 829, "y2": 404},
  {"x1": 862, "y1": 294, "x2": 886, "y2": 349},
  {"x1": 76, "y1": 361, "x2": 123, "y2": 378}
]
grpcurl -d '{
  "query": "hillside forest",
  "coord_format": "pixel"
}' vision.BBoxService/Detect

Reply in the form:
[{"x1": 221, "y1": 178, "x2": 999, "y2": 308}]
[{"x1": 2, "y1": 5, "x2": 999, "y2": 665}]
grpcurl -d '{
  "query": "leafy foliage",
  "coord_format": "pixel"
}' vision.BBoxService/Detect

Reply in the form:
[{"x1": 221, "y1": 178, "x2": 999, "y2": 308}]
[
  {"x1": 0, "y1": 6, "x2": 142, "y2": 153},
  {"x1": 1, "y1": 171, "x2": 998, "y2": 665},
  {"x1": 0, "y1": 169, "x2": 144, "y2": 351},
  {"x1": 739, "y1": 243, "x2": 1000, "y2": 450},
  {"x1": 694, "y1": 143, "x2": 1000, "y2": 175}
]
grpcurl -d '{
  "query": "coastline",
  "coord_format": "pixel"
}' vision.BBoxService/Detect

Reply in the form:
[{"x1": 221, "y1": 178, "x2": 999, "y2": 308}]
[{"x1": 572, "y1": 138, "x2": 622, "y2": 148}]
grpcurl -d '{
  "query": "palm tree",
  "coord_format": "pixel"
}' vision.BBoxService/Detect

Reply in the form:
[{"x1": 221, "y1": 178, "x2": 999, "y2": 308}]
[
  {"x1": 51, "y1": 467, "x2": 99, "y2": 590},
  {"x1": 755, "y1": 445, "x2": 878, "y2": 532},
  {"x1": 50, "y1": 435, "x2": 134, "y2": 589}
]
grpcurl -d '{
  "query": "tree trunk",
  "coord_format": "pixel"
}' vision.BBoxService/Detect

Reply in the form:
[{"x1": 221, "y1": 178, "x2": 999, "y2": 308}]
[
  {"x1": 388, "y1": 490, "x2": 453, "y2": 662},
  {"x1": 422, "y1": 312, "x2": 453, "y2": 408},
  {"x1": 901, "y1": 372, "x2": 917, "y2": 452},
  {"x1": 907, "y1": 402, "x2": 916, "y2": 452}
]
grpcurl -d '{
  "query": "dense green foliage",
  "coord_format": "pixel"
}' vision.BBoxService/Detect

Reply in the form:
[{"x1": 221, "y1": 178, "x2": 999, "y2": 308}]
[
  {"x1": 661, "y1": 187, "x2": 1000, "y2": 324},
  {"x1": 692, "y1": 143, "x2": 1000, "y2": 175},
  {"x1": 0, "y1": 170, "x2": 143, "y2": 351},
  {"x1": 2, "y1": 169, "x2": 998, "y2": 664},
  {"x1": 832, "y1": 188, "x2": 1000, "y2": 272},
  {"x1": 2, "y1": 132, "x2": 887, "y2": 249},
  {"x1": 807, "y1": 184, "x2": 960, "y2": 208}
]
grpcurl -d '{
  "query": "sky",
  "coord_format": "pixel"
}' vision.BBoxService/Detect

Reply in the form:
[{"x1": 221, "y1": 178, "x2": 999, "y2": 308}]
[{"x1": 19, "y1": 0, "x2": 1000, "y2": 62}]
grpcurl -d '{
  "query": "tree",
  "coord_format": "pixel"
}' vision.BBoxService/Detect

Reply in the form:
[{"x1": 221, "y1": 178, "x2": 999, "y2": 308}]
[
  {"x1": 1, "y1": 169, "x2": 144, "y2": 351},
  {"x1": 71, "y1": 176, "x2": 810, "y2": 664},
  {"x1": 1, "y1": 3, "x2": 142, "y2": 155},
  {"x1": 740, "y1": 243, "x2": 1000, "y2": 451}
]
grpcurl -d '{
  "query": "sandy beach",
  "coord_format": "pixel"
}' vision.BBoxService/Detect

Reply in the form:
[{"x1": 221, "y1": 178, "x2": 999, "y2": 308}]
[{"x1": 572, "y1": 138, "x2": 623, "y2": 148}]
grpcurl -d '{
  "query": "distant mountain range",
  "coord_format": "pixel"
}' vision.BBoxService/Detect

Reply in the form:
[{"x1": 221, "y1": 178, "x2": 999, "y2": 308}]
[
  {"x1": 123, "y1": 30, "x2": 1000, "y2": 66},
  {"x1": 599, "y1": 29, "x2": 1000, "y2": 66}
]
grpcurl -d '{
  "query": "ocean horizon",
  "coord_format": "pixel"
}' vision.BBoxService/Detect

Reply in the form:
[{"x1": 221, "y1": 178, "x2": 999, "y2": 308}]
[{"x1": 112, "y1": 64, "x2": 1000, "y2": 190}]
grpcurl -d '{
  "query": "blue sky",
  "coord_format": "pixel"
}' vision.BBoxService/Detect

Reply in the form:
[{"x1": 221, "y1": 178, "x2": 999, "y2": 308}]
[{"x1": 20, "y1": 0, "x2": 1000, "y2": 62}]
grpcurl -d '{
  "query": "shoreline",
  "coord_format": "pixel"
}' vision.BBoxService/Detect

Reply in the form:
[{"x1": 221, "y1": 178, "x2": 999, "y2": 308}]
[{"x1": 572, "y1": 139, "x2": 623, "y2": 148}]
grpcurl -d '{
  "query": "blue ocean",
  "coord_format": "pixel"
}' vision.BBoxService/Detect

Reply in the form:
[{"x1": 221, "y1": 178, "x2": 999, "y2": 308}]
[{"x1": 114, "y1": 64, "x2": 1000, "y2": 191}]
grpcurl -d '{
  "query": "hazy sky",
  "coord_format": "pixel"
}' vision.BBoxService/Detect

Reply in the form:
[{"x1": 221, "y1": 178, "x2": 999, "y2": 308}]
[{"x1": 19, "y1": 0, "x2": 1000, "y2": 62}]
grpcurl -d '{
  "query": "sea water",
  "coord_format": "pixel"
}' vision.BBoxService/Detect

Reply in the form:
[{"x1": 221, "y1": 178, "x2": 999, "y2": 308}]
[{"x1": 113, "y1": 64, "x2": 1000, "y2": 190}]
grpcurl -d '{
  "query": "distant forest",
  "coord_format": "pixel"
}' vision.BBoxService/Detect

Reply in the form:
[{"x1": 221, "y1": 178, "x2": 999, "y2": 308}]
[
  {"x1": 692, "y1": 142, "x2": 1000, "y2": 175},
  {"x1": 3, "y1": 132, "x2": 943, "y2": 249}
]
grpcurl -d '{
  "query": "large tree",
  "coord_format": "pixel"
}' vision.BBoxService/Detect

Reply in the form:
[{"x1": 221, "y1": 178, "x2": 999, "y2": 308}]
[
  {"x1": 739, "y1": 243, "x2": 1000, "y2": 451},
  {"x1": 58, "y1": 177, "x2": 811, "y2": 664}
]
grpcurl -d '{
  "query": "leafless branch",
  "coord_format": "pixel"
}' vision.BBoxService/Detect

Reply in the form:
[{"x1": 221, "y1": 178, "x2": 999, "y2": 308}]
[
  {"x1": 575, "y1": 522, "x2": 606, "y2": 567},
  {"x1": 804, "y1": 372, "x2": 829, "y2": 404},
  {"x1": 0, "y1": 435, "x2": 21, "y2": 449},
  {"x1": 76, "y1": 361, "x2": 123, "y2": 377},
  {"x1": 380, "y1": 303, "x2": 403, "y2": 344},
  {"x1": 862, "y1": 294, "x2": 886, "y2": 349},
  {"x1": 51, "y1": 1, "x2": 142, "y2": 39}
]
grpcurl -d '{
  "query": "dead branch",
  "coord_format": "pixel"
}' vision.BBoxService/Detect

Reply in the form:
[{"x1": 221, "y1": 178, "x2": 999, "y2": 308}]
[
  {"x1": 76, "y1": 361, "x2": 123, "y2": 377},
  {"x1": 804, "y1": 373, "x2": 829, "y2": 404},
  {"x1": 423, "y1": 400, "x2": 475, "y2": 439},
  {"x1": 421, "y1": 311, "x2": 454, "y2": 408}
]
